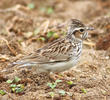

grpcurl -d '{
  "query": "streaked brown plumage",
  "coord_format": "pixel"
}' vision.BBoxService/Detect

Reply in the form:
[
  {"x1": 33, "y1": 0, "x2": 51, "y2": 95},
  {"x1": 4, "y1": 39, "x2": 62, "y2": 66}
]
[{"x1": 13, "y1": 19, "x2": 94, "y2": 73}]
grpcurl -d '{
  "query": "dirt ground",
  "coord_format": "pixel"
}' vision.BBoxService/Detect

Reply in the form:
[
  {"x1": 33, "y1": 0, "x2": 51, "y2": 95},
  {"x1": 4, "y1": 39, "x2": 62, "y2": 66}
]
[{"x1": 0, "y1": 0, "x2": 110, "y2": 100}]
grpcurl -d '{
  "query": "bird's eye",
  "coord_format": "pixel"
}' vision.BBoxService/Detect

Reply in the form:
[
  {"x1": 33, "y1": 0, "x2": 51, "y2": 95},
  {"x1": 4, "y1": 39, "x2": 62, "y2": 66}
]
[{"x1": 80, "y1": 29, "x2": 84, "y2": 32}]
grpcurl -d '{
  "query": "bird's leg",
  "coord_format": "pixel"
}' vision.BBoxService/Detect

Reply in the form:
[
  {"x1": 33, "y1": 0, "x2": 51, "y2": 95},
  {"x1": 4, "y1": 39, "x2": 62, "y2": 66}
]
[{"x1": 49, "y1": 72, "x2": 62, "y2": 81}]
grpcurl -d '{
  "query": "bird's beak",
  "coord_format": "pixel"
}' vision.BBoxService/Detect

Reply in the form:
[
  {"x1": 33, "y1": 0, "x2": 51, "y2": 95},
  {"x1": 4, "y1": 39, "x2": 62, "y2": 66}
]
[
  {"x1": 81, "y1": 26, "x2": 94, "y2": 40},
  {"x1": 86, "y1": 26, "x2": 94, "y2": 30}
]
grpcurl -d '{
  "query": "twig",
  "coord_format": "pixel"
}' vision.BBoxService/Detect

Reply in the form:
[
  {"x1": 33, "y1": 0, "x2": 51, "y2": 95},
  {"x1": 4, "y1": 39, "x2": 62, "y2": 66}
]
[
  {"x1": 0, "y1": 38, "x2": 17, "y2": 56},
  {"x1": 42, "y1": 20, "x2": 50, "y2": 34},
  {"x1": 0, "y1": 5, "x2": 21, "y2": 13}
]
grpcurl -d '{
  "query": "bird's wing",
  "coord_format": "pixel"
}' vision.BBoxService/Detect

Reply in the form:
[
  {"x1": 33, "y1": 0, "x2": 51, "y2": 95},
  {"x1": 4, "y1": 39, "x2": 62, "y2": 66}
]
[{"x1": 14, "y1": 38, "x2": 74, "y2": 65}]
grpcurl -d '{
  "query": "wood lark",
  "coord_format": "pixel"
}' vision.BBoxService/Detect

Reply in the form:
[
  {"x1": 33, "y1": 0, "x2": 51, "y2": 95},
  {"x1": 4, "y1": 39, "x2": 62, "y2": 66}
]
[{"x1": 13, "y1": 19, "x2": 94, "y2": 74}]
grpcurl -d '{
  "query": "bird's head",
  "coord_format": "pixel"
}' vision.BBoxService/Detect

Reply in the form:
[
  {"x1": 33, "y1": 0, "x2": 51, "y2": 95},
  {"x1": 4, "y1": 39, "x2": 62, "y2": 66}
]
[{"x1": 67, "y1": 19, "x2": 94, "y2": 40}]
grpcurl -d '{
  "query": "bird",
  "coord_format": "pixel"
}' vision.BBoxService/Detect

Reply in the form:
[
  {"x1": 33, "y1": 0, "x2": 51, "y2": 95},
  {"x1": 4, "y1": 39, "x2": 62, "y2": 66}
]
[{"x1": 13, "y1": 19, "x2": 94, "y2": 74}]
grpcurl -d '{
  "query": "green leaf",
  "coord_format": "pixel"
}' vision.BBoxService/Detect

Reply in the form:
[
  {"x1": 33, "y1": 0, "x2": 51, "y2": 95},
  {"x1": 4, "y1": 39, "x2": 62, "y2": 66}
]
[
  {"x1": 17, "y1": 84, "x2": 24, "y2": 89},
  {"x1": 6, "y1": 79, "x2": 13, "y2": 84},
  {"x1": 28, "y1": 3, "x2": 35, "y2": 9},
  {"x1": 15, "y1": 88, "x2": 23, "y2": 93},
  {"x1": 67, "y1": 81, "x2": 73, "y2": 85},
  {"x1": 0, "y1": 90, "x2": 6, "y2": 95},
  {"x1": 11, "y1": 84, "x2": 24, "y2": 93},
  {"x1": 13, "y1": 76, "x2": 21, "y2": 83},
  {"x1": 47, "y1": 7, "x2": 54, "y2": 14},
  {"x1": 10, "y1": 84, "x2": 17, "y2": 88},
  {"x1": 59, "y1": 90, "x2": 66, "y2": 96},
  {"x1": 47, "y1": 83, "x2": 57, "y2": 89},
  {"x1": 81, "y1": 89, "x2": 87, "y2": 94},
  {"x1": 47, "y1": 31, "x2": 55, "y2": 38},
  {"x1": 55, "y1": 79, "x2": 62, "y2": 83},
  {"x1": 39, "y1": 37, "x2": 45, "y2": 41},
  {"x1": 51, "y1": 83, "x2": 57, "y2": 89},
  {"x1": 49, "y1": 92, "x2": 54, "y2": 98},
  {"x1": 11, "y1": 88, "x2": 16, "y2": 92},
  {"x1": 53, "y1": 33, "x2": 59, "y2": 38}
]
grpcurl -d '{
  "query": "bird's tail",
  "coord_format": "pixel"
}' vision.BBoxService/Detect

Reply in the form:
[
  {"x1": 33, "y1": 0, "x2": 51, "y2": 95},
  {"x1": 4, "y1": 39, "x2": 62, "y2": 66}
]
[
  {"x1": 12, "y1": 60, "x2": 38, "y2": 68},
  {"x1": 0, "y1": 59, "x2": 38, "y2": 73}
]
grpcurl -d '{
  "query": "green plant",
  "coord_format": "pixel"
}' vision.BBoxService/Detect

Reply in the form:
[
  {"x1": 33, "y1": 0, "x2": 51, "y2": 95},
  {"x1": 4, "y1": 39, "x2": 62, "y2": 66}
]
[
  {"x1": 81, "y1": 88, "x2": 87, "y2": 94},
  {"x1": 13, "y1": 76, "x2": 21, "y2": 83},
  {"x1": 0, "y1": 90, "x2": 6, "y2": 95},
  {"x1": 53, "y1": 33, "x2": 59, "y2": 39},
  {"x1": 38, "y1": 37, "x2": 46, "y2": 42},
  {"x1": 47, "y1": 7, "x2": 54, "y2": 14},
  {"x1": 47, "y1": 79, "x2": 63, "y2": 98},
  {"x1": 55, "y1": 79, "x2": 62, "y2": 83},
  {"x1": 67, "y1": 81, "x2": 73, "y2": 85},
  {"x1": 28, "y1": 3, "x2": 35, "y2": 10},
  {"x1": 47, "y1": 31, "x2": 55, "y2": 38},
  {"x1": 49, "y1": 92, "x2": 55, "y2": 98},
  {"x1": 47, "y1": 79, "x2": 62, "y2": 89},
  {"x1": 6, "y1": 76, "x2": 21, "y2": 84},
  {"x1": 40, "y1": 7, "x2": 54, "y2": 15},
  {"x1": 6, "y1": 77, "x2": 24, "y2": 94},
  {"x1": 10, "y1": 84, "x2": 17, "y2": 88},
  {"x1": 6, "y1": 80, "x2": 13, "y2": 84},
  {"x1": 58, "y1": 90, "x2": 66, "y2": 96},
  {"x1": 47, "y1": 82, "x2": 57, "y2": 89},
  {"x1": 10, "y1": 84, "x2": 24, "y2": 93}
]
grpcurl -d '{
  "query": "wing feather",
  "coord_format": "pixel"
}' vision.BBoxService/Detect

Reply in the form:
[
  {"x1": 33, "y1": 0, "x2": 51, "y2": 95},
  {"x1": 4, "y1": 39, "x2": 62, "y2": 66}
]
[{"x1": 14, "y1": 38, "x2": 74, "y2": 65}]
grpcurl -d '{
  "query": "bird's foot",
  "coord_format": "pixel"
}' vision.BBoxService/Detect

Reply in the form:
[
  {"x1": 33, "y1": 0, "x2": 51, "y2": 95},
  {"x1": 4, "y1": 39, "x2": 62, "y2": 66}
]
[{"x1": 49, "y1": 72, "x2": 63, "y2": 81}]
